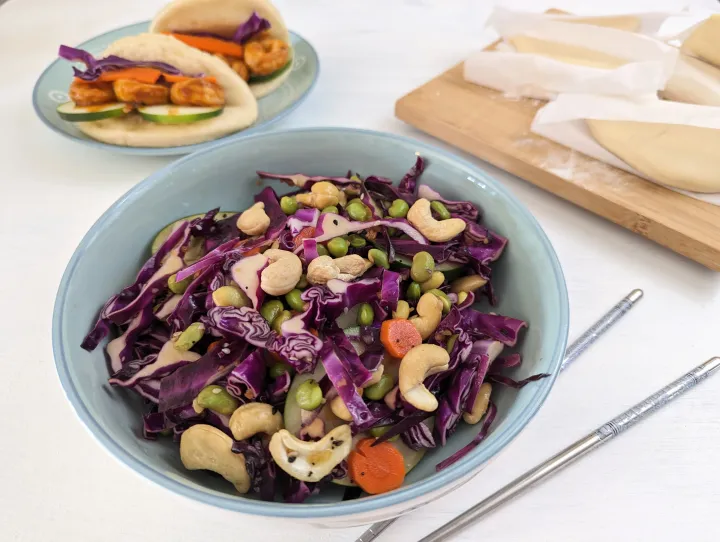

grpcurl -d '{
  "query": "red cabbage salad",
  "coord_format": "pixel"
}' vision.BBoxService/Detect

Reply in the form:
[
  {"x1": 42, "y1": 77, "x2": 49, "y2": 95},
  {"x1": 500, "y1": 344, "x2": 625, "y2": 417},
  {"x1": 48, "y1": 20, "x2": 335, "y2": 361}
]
[{"x1": 81, "y1": 157, "x2": 548, "y2": 501}]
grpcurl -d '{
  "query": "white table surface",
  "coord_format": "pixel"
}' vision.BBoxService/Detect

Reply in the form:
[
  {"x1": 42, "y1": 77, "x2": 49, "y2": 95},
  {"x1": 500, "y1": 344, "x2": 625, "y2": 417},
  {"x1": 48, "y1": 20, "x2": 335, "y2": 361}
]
[{"x1": 2, "y1": 0, "x2": 720, "y2": 540}]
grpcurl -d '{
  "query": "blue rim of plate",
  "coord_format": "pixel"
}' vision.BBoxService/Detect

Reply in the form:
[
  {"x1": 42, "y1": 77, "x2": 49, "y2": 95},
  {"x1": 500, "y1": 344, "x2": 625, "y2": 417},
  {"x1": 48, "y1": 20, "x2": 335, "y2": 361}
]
[
  {"x1": 32, "y1": 21, "x2": 319, "y2": 156},
  {"x1": 52, "y1": 127, "x2": 569, "y2": 518}
]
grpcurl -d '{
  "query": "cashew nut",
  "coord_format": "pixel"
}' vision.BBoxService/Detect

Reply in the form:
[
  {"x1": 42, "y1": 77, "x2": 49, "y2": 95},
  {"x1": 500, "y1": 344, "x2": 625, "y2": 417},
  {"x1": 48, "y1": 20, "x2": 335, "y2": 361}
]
[
  {"x1": 306, "y1": 254, "x2": 370, "y2": 286},
  {"x1": 307, "y1": 255, "x2": 339, "y2": 285},
  {"x1": 463, "y1": 383, "x2": 492, "y2": 425},
  {"x1": 237, "y1": 202, "x2": 270, "y2": 236},
  {"x1": 409, "y1": 293, "x2": 444, "y2": 340},
  {"x1": 334, "y1": 254, "x2": 372, "y2": 276},
  {"x1": 407, "y1": 198, "x2": 466, "y2": 242},
  {"x1": 260, "y1": 249, "x2": 302, "y2": 295},
  {"x1": 330, "y1": 387, "x2": 363, "y2": 422},
  {"x1": 269, "y1": 425, "x2": 352, "y2": 482},
  {"x1": 180, "y1": 424, "x2": 251, "y2": 493},
  {"x1": 399, "y1": 344, "x2": 449, "y2": 412},
  {"x1": 229, "y1": 402, "x2": 283, "y2": 441}
]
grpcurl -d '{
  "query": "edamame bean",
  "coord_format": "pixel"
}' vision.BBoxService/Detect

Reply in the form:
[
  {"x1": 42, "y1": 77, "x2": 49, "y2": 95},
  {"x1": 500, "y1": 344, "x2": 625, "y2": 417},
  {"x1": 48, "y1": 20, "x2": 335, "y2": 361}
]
[
  {"x1": 285, "y1": 289, "x2": 305, "y2": 312},
  {"x1": 327, "y1": 237, "x2": 349, "y2": 257},
  {"x1": 357, "y1": 303, "x2": 375, "y2": 326},
  {"x1": 430, "y1": 201, "x2": 451, "y2": 220},
  {"x1": 168, "y1": 273, "x2": 192, "y2": 294},
  {"x1": 348, "y1": 234, "x2": 366, "y2": 248},
  {"x1": 428, "y1": 289, "x2": 452, "y2": 314},
  {"x1": 368, "y1": 248, "x2": 389, "y2": 269},
  {"x1": 410, "y1": 251, "x2": 435, "y2": 283},
  {"x1": 260, "y1": 300, "x2": 284, "y2": 324},
  {"x1": 269, "y1": 361, "x2": 292, "y2": 379},
  {"x1": 420, "y1": 271, "x2": 445, "y2": 292},
  {"x1": 212, "y1": 285, "x2": 250, "y2": 308},
  {"x1": 393, "y1": 300, "x2": 410, "y2": 319},
  {"x1": 346, "y1": 201, "x2": 369, "y2": 221},
  {"x1": 322, "y1": 205, "x2": 339, "y2": 214},
  {"x1": 365, "y1": 374, "x2": 394, "y2": 401},
  {"x1": 196, "y1": 385, "x2": 239, "y2": 416},
  {"x1": 368, "y1": 425, "x2": 399, "y2": 441},
  {"x1": 296, "y1": 274, "x2": 309, "y2": 289},
  {"x1": 387, "y1": 199, "x2": 410, "y2": 218},
  {"x1": 446, "y1": 334, "x2": 459, "y2": 355},
  {"x1": 175, "y1": 322, "x2": 205, "y2": 351},
  {"x1": 272, "y1": 310, "x2": 292, "y2": 334},
  {"x1": 406, "y1": 282, "x2": 422, "y2": 302},
  {"x1": 280, "y1": 196, "x2": 298, "y2": 215},
  {"x1": 295, "y1": 379, "x2": 323, "y2": 411},
  {"x1": 316, "y1": 244, "x2": 329, "y2": 257}
]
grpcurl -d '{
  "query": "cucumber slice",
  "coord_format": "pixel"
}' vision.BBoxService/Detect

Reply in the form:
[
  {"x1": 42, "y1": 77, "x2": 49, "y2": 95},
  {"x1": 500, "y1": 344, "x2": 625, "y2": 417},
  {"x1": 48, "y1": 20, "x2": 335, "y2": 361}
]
[
  {"x1": 56, "y1": 101, "x2": 129, "y2": 122},
  {"x1": 284, "y1": 366, "x2": 429, "y2": 487},
  {"x1": 248, "y1": 56, "x2": 293, "y2": 84},
  {"x1": 138, "y1": 105, "x2": 224, "y2": 125},
  {"x1": 151, "y1": 212, "x2": 238, "y2": 255},
  {"x1": 390, "y1": 254, "x2": 467, "y2": 282}
]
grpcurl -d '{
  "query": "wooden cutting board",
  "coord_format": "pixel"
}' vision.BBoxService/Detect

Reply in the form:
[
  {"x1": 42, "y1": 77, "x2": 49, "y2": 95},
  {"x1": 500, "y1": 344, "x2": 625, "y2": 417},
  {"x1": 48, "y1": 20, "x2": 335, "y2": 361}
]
[{"x1": 395, "y1": 62, "x2": 720, "y2": 271}]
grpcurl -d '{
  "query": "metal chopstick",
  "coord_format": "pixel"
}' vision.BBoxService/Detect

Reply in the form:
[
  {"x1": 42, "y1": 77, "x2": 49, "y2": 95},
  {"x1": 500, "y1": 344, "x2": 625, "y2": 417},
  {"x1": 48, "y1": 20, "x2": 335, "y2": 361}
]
[
  {"x1": 354, "y1": 288, "x2": 644, "y2": 542},
  {"x1": 420, "y1": 356, "x2": 720, "y2": 541}
]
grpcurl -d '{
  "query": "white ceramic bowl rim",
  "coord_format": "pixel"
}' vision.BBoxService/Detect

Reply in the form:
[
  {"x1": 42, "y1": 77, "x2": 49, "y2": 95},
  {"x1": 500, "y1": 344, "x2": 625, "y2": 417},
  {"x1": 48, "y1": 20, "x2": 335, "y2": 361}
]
[{"x1": 52, "y1": 127, "x2": 569, "y2": 518}]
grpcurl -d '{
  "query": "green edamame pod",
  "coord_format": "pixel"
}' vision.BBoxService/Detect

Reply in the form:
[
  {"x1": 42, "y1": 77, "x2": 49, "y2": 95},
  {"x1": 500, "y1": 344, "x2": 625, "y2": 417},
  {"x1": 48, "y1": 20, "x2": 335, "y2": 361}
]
[
  {"x1": 272, "y1": 310, "x2": 292, "y2": 334},
  {"x1": 364, "y1": 374, "x2": 394, "y2": 401},
  {"x1": 446, "y1": 334, "x2": 459, "y2": 355},
  {"x1": 410, "y1": 251, "x2": 435, "y2": 283},
  {"x1": 406, "y1": 282, "x2": 422, "y2": 302},
  {"x1": 280, "y1": 196, "x2": 298, "y2": 215},
  {"x1": 348, "y1": 234, "x2": 366, "y2": 248},
  {"x1": 387, "y1": 199, "x2": 410, "y2": 218},
  {"x1": 168, "y1": 273, "x2": 192, "y2": 294},
  {"x1": 174, "y1": 322, "x2": 205, "y2": 351},
  {"x1": 357, "y1": 303, "x2": 375, "y2": 326},
  {"x1": 346, "y1": 201, "x2": 369, "y2": 221},
  {"x1": 295, "y1": 379, "x2": 323, "y2": 411},
  {"x1": 368, "y1": 248, "x2": 389, "y2": 269},
  {"x1": 269, "y1": 361, "x2": 293, "y2": 379},
  {"x1": 296, "y1": 274, "x2": 309, "y2": 289},
  {"x1": 196, "y1": 385, "x2": 239, "y2": 416},
  {"x1": 327, "y1": 237, "x2": 349, "y2": 257},
  {"x1": 430, "y1": 201, "x2": 451, "y2": 220},
  {"x1": 285, "y1": 289, "x2": 306, "y2": 312},
  {"x1": 260, "y1": 300, "x2": 284, "y2": 324},
  {"x1": 428, "y1": 289, "x2": 452, "y2": 314}
]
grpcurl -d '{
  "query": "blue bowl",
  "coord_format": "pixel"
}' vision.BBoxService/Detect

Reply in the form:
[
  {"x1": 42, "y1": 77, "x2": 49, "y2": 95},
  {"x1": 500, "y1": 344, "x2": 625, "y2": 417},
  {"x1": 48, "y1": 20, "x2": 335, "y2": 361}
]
[
  {"x1": 33, "y1": 21, "x2": 319, "y2": 156},
  {"x1": 53, "y1": 128, "x2": 568, "y2": 526}
]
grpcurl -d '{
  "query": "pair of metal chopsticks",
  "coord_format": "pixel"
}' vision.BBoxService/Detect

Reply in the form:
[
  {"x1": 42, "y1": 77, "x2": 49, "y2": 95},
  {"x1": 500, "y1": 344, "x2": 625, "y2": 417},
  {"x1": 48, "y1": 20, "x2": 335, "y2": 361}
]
[{"x1": 356, "y1": 288, "x2": 645, "y2": 542}]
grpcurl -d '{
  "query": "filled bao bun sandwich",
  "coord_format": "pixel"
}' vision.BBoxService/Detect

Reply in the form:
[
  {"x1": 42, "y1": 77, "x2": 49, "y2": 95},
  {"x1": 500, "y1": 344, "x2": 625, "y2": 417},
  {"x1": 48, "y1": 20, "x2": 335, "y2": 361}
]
[
  {"x1": 150, "y1": 0, "x2": 292, "y2": 98},
  {"x1": 56, "y1": 33, "x2": 258, "y2": 147}
]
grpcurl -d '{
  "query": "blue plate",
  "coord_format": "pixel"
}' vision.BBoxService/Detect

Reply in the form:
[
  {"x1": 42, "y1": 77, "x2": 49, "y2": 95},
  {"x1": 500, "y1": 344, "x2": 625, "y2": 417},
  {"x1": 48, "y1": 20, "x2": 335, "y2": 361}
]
[{"x1": 32, "y1": 21, "x2": 319, "y2": 156}]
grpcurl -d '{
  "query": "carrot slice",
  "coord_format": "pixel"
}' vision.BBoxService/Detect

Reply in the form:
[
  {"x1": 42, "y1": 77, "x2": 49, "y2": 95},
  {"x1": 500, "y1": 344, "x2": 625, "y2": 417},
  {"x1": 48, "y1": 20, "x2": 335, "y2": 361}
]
[
  {"x1": 380, "y1": 319, "x2": 422, "y2": 358},
  {"x1": 162, "y1": 74, "x2": 218, "y2": 84},
  {"x1": 293, "y1": 226, "x2": 316, "y2": 249},
  {"x1": 168, "y1": 33, "x2": 244, "y2": 57},
  {"x1": 97, "y1": 68, "x2": 162, "y2": 84},
  {"x1": 207, "y1": 340, "x2": 222, "y2": 353},
  {"x1": 348, "y1": 438, "x2": 405, "y2": 495}
]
